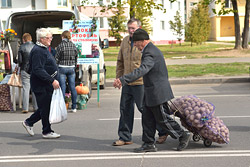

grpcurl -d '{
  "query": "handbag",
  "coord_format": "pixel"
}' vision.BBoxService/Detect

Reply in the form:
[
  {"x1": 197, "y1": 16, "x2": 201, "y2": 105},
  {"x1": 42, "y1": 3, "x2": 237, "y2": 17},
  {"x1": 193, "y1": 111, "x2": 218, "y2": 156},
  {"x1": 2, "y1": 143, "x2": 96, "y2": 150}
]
[
  {"x1": 49, "y1": 88, "x2": 67, "y2": 124},
  {"x1": 7, "y1": 67, "x2": 23, "y2": 87}
]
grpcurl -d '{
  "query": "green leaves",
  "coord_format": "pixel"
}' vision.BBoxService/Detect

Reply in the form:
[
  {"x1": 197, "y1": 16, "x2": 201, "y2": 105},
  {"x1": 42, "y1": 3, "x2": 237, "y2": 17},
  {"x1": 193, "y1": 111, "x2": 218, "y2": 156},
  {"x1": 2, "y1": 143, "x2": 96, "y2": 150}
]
[
  {"x1": 107, "y1": 0, "x2": 126, "y2": 46},
  {"x1": 169, "y1": 11, "x2": 184, "y2": 44},
  {"x1": 185, "y1": 1, "x2": 211, "y2": 46}
]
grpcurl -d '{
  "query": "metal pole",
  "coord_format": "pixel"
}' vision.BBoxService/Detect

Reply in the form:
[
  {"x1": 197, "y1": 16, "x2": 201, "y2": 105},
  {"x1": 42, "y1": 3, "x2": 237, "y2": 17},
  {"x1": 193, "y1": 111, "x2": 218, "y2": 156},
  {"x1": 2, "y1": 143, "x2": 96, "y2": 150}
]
[{"x1": 97, "y1": 63, "x2": 100, "y2": 107}]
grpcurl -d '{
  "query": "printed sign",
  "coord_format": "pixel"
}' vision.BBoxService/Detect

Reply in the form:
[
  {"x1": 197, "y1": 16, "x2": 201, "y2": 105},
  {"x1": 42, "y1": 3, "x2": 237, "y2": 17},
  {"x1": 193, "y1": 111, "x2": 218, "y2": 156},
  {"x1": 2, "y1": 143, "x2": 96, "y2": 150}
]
[{"x1": 63, "y1": 19, "x2": 100, "y2": 64}]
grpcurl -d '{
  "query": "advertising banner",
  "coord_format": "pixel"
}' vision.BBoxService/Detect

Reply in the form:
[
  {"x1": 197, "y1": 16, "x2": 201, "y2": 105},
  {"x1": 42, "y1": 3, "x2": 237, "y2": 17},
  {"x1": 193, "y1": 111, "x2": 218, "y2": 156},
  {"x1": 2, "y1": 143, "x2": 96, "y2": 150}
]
[{"x1": 63, "y1": 19, "x2": 99, "y2": 64}]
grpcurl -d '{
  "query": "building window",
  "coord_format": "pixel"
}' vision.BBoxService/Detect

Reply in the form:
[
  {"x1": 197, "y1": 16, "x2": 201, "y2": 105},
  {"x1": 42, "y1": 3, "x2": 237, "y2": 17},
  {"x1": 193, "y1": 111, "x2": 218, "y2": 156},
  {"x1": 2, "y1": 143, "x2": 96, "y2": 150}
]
[
  {"x1": 225, "y1": 0, "x2": 232, "y2": 8},
  {"x1": 31, "y1": 0, "x2": 35, "y2": 10},
  {"x1": 170, "y1": 2, "x2": 172, "y2": 9},
  {"x1": 99, "y1": 0, "x2": 103, "y2": 5},
  {"x1": 190, "y1": 2, "x2": 195, "y2": 6},
  {"x1": 160, "y1": 21, "x2": 165, "y2": 30},
  {"x1": 178, "y1": 1, "x2": 181, "y2": 10},
  {"x1": 161, "y1": 0, "x2": 164, "y2": 7},
  {"x1": 58, "y1": 0, "x2": 67, "y2": 7},
  {"x1": 1, "y1": 0, "x2": 12, "y2": 8},
  {"x1": 101, "y1": 17, "x2": 104, "y2": 28}
]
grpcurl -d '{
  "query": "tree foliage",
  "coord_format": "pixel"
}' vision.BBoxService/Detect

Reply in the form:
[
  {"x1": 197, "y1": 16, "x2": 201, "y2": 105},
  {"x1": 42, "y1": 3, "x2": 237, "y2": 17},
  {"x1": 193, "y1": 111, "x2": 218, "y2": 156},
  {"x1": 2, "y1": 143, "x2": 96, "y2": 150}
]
[
  {"x1": 107, "y1": 0, "x2": 126, "y2": 47},
  {"x1": 185, "y1": 1, "x2": 211, "y2": 46},
  {"x1": 81, "y1": 0, "x2": 166, "y2": 37},
  {"x1": 169, "y1": 11, "x2": 184, "y2": 46}
]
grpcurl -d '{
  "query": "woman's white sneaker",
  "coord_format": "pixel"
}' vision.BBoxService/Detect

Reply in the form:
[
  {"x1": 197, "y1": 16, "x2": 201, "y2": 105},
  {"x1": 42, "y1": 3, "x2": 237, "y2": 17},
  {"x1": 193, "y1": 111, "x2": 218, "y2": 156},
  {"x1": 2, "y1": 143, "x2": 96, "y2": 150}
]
[
  {"x1": 42, "y1": 132, "x2": 60, "y2": 139},
  {"x1": 22, "y1": 121, "x2": 34, "y2": 136},
  {"x1": 72, "y1": 109, "x2": 77, "y2": 113}
]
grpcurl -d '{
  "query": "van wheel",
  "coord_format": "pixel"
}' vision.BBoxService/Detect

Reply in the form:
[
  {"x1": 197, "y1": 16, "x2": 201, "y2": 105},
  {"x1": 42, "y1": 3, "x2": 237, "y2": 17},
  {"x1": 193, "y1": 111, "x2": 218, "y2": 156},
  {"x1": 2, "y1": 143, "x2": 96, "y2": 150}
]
[
  {"x1": 100, "y1": 69, "x2": 106, "y2": 89},
  {"x1": 88, "y1": 73, "x2": 92, "y2": 98}
]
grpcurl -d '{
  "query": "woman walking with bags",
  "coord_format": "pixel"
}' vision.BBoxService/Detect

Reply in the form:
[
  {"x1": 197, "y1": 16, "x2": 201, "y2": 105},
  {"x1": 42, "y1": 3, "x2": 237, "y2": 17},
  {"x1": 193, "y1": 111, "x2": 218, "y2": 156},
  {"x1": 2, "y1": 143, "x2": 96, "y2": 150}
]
[{"x1": 22, "y1": 28, "x2": 61, "y2": 139}]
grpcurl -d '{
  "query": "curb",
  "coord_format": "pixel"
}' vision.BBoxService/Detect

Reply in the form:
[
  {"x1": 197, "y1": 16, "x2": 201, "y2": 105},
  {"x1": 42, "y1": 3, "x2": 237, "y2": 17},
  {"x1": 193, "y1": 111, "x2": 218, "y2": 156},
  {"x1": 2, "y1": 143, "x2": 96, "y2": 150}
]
[{"x1": 106, "y1": 76, "x2": 250, "y2": 87}]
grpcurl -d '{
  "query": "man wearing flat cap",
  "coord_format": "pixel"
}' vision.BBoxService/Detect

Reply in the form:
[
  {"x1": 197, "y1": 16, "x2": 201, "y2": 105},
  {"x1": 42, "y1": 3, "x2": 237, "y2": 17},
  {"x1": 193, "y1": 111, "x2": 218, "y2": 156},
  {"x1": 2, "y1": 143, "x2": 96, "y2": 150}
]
[{"x1": 113, "y1": 28, "x2": 191, "y2": 152}]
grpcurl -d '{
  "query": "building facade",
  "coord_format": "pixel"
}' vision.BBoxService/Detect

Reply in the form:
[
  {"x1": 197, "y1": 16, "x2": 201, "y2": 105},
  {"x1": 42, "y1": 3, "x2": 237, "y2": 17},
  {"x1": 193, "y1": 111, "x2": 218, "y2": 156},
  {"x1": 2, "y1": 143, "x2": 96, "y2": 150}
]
[
  {"x1": 75, "y1": 0, "x2": 185, "y2": 45},
  {"x1": 0, "y1": 0, "x2": 72, "y2": 29},
  {"x1": 151, "y1": 0, "x2": 185, "y2": 44},
  {"x1": 1, "y1": 0, "x2": 185, "y2": 45},
  {"x1": 209, "y1": 0, "x2": 245, "y2": 41},
  {"x1": 185, "y1": 0, "x2": 200, "y2": 23}
]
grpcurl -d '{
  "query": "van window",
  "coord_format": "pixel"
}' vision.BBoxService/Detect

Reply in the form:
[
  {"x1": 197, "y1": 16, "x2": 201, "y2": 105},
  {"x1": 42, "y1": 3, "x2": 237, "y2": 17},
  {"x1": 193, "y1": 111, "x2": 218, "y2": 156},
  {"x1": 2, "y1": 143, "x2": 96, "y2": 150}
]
[
  {"x1": 58, "y1": 0, "x2": 67, "y2": 7},
  {"x1": 1, "y1": 0, "x2": 12, "y2": 8}
]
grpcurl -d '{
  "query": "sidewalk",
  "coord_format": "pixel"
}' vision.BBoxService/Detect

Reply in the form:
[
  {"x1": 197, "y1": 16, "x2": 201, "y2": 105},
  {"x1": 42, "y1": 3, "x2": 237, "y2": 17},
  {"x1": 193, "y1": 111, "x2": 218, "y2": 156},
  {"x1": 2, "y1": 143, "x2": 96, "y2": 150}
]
[{"x1": 105, "y1": 57, "x2": 250, "y2": 86}]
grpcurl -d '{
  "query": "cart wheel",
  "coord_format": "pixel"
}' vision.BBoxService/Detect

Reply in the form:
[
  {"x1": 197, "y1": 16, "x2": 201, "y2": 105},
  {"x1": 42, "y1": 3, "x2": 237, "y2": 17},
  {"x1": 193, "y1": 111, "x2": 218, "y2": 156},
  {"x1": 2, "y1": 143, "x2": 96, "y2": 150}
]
[
  {"x1": 204, "y1": 139, "x2": 212, "y2": 147},
  {"x1": 193, "y1": 134, "x2": 200, "y2": 142}
]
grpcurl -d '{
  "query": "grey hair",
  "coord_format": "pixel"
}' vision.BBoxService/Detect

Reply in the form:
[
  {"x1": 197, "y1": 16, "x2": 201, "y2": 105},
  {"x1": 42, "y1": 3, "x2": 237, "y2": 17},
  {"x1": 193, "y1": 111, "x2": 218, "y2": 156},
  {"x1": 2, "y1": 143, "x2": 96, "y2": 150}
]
[
  {"x1": 36, "y1": 28, "x2": 52, "y2": 41},
  {"x1": 127, "y1": 18, "x2": 141, "y2": 27}
]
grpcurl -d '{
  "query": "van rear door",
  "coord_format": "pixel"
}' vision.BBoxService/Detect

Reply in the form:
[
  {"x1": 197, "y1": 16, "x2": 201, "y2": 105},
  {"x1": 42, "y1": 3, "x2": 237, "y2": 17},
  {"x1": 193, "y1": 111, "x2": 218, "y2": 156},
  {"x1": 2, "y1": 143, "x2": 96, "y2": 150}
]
[{"x1": 5, "y1": 10, "x2": 76, "y2": 64}]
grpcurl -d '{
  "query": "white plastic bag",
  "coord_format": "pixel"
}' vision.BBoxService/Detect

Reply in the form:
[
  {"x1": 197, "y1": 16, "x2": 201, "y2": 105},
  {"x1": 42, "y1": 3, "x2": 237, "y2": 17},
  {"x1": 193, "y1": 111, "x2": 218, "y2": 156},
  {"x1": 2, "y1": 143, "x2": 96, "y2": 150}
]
[{"x1": 49, "y1": 88, "x2": 67, "y2": 124}]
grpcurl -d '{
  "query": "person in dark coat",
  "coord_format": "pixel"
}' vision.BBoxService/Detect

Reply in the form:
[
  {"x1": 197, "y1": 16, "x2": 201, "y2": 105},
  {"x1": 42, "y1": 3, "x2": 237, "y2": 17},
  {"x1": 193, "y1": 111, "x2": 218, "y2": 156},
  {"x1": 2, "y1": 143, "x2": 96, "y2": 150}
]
[
  {"x1": 17, "y1": 33, "x2": 38, "y2": 113},
  {"x1": 22, "y1": 28, "x2": 61, "y2": 139},
  {"x1": 113, "y1": 28, "x2": 191, "y2": 152}
]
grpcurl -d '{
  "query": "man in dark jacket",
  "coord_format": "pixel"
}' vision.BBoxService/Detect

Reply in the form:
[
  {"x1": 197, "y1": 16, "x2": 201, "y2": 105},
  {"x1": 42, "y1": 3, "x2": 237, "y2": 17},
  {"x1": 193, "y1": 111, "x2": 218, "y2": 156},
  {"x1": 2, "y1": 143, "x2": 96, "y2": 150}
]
[
  {"x1": 113, "y1": 29, "x2": 191, "y2": 152},
  {"x1": 18, "y1": 33, "x2": 37, "y2": 113},
  {"x1": 113, "y1": 18, "x2": 168, "y2": 146}
]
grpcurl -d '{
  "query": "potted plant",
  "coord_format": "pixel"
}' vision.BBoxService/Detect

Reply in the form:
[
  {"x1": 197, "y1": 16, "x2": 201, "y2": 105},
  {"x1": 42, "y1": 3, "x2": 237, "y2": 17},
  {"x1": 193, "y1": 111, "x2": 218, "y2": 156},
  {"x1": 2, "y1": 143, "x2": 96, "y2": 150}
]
[
  {"x1": 65, "y1": 92, "x2": 71, "y2": 109},
  {"x1": 0, "y1": 29, "x2": 17, "y2": 49}
]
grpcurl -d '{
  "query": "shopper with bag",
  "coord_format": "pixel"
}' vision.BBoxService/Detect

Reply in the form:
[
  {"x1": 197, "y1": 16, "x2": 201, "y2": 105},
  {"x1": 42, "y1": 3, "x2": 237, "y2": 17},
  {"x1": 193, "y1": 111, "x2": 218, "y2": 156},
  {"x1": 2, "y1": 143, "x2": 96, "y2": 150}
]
[
  {"x1": 22, "y1": 28, "x2": 61, "y2": 139},
  {"x1": 17, "y1": 33, "x2": 38, "y2": 113}
]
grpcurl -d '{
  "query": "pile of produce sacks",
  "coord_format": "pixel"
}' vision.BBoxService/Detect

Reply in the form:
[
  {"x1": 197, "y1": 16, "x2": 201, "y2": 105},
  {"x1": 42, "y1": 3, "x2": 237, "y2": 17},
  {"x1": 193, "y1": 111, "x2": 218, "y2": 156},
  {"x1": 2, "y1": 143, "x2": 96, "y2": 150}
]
[{"x1": 169, "y1": 95, "x2": 229, "y2": 144}]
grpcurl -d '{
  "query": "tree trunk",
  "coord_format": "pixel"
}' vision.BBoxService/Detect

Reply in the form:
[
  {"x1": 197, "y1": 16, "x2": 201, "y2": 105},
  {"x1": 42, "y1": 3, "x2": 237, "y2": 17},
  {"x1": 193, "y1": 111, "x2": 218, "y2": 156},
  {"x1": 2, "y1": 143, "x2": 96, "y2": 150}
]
[
  {"x1": 231, "y1": 0, "x2": 242, "y2": 49},
  {"x1": 129, "y1": 0, "x2": 135, "y2": 18},
  {"x1": 242, "y1": 0, "x2": 250, "y2": 49}
]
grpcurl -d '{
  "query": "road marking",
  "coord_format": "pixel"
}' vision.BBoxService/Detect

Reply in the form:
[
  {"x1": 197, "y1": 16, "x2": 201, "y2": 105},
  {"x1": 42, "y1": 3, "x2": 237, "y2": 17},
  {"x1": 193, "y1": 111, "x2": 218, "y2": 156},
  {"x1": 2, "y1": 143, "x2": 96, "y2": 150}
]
[
  {"x1": 1, "y1": 115, "x2": 250, "y2": 123},
  {"x1": 92, "y1": 94, "x2": 250, "y2": 100},
  {"x1": 194, "y1": 94, "x2": 250, "y2": 98},
  {"x1": 0, "y1": 121, "x2": 22, "y2": 123},
  {"x1": 98, "y1": 115, "x2": 250, "y2": 121},
  {"x1": 1, "y1": 150, "x2": 250, "y2": 162}
]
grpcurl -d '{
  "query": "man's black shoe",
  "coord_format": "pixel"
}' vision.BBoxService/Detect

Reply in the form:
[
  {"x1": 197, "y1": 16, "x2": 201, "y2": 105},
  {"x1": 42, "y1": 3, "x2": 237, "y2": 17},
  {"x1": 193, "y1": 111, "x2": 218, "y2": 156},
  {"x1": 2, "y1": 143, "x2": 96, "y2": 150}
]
[
  {"x1": 134, "y1": 143, "x2": 158, "y2": 153},
  {"x1": 177, "y1": 132, "x2": 191, "y2": 151}
]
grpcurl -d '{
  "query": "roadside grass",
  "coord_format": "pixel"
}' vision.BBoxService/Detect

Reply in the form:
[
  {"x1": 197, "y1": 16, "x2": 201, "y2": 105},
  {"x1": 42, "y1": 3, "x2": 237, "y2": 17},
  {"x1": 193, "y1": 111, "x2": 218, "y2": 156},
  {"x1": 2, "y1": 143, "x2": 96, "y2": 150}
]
[
  {"x1": 103, "y1": 42, "x2": 234, "y2": 61},
  {"x1": 106, "y1": 62, "x2": 250, "y2": 79}
]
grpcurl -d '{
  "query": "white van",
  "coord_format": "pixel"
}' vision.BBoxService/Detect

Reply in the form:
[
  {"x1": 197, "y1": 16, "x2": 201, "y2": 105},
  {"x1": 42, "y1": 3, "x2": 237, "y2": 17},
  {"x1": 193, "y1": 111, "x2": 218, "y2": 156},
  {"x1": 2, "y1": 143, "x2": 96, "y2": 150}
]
[{"x1": 1, "y1": 8, "x2": 108, "y2": 97}]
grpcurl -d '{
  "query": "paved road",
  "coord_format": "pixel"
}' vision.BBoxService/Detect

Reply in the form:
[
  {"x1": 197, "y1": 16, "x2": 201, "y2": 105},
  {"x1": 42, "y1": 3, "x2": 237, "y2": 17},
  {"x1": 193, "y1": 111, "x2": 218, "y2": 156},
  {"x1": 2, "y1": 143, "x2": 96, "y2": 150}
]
[{"x1": 0, "y1": 82, "x2": 250, "y2": 167}]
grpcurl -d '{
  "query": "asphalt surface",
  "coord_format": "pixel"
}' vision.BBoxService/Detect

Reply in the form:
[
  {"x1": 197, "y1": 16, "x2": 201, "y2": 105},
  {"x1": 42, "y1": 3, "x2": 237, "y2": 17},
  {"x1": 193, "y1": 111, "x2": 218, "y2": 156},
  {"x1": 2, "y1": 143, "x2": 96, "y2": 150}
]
[
  {"x1": 1, "y1": 83, "x2": 250, "y2": 167},
  {"x1": 105, "y1": 57, "x2": 250, "y2": 86}
]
